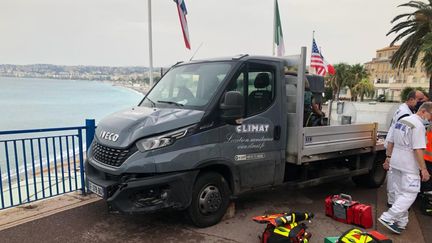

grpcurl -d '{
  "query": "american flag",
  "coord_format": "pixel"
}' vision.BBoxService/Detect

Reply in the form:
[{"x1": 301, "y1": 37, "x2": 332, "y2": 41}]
[
  {"x1": 310, "y1": 38, "x2": 326, "y2": 76},
  {"x1": 174, "y1": 0, "x2": 191, "y2": 49}
]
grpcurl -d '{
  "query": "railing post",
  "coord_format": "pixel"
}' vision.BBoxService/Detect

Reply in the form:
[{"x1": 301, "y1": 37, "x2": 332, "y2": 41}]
[
  {"x1": 78, "y1": 129, "x2": 86, "y2": 196},
  {"x1": 85, "y1": 119, "x2": 96, "y2": 151}
]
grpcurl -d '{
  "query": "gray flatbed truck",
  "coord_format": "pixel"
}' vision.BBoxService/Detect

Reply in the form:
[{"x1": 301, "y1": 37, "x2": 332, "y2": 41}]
[{"x1": 85, "y1": 47, "x2": 386, "y2": 227}]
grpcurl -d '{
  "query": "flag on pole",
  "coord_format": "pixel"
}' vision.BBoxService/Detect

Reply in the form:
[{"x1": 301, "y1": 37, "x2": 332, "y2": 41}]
[
  {"x1": 274, "y1": 0, "x2": 285, "y2": 56},
  {"x1": 310, "y1": 38, "x2": 326, "y2": 76},
  {"x1": 322, "y1": 55, "x2": 336, "y2": 75},
  {"x1": 174, "y1": 0, "x2": 191, "y2": 49}
]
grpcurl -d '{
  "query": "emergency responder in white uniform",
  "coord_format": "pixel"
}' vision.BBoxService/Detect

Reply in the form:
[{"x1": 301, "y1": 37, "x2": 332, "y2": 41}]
[
  {"x1": 379, "y1": 102, "x2": 431, "y2": 234},
  {"x1": 386, "y1": 90, "x2": 425, "y2": 207}
]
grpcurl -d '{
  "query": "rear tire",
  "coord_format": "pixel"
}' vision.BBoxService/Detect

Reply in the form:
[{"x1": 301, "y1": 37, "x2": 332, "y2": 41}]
[
  {"x1": 187, "y1": 172, "x2": 231, "y2": 228},
  {"x1": 353, "y1": 153, "x2": 386, "y2": 188}
]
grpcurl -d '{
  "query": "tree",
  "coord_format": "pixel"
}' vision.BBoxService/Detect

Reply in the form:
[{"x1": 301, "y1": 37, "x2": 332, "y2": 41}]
[
  {"x1": 400, "y1": 86, "x2": 426, "y2": 102},
  {"x1": 327, "y1": 63, "x2": 351, "y2": 100},
  {"x1": 353, "y1": 78, "x2": 375, "y2": 101},
  {"x1": 400, "y1": 86, "x2": 416, "y2": 102},
  {"x1": 347, "y1": 64, "x2": 368, "y2": 101},
  {"x1": 387, "y1": 0, "x2": 432, "y2": 97},
  {"x1": 422, "y1": 33, "x2": 432, "y2": 99}
]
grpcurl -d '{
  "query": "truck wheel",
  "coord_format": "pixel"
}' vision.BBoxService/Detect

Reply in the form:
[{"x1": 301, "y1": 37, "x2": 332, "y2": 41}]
[
  {"x1": 187, "y1": 172, "x2": 231, "y2": 228},
  {"x1": 353, "y1": 154, "x2": 386, "y2": 188}
]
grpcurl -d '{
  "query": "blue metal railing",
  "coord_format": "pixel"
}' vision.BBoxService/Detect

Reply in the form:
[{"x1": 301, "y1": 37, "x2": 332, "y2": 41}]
[{"x1": 0, "y1": 119, "x2": 96, "y2": 210}]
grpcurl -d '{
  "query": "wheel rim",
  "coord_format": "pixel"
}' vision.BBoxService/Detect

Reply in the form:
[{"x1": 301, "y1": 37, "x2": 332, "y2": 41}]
[{"x1": 198, "y1": 185, "x2": 222, "y2": 215}]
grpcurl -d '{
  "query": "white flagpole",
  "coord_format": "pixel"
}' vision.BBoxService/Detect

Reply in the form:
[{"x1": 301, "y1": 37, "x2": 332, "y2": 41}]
[
  {"x1": 272, "y1": 0, "x2": 276, "y2": 56},
  {"x1": 148, "y1": 0, "x2": 154, "y2": 87}
]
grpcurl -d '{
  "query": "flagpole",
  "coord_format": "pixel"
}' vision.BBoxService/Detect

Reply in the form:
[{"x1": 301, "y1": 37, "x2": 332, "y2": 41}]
[
  {"x1": 312, "y1": 30, "x2": 315, "y2": 46},
  {"x1": 273, "y1": 0, "x2": 276, "y2": 56},
  {"x1": 148, "y1": 0, "x2": 154, "y2": 87}
]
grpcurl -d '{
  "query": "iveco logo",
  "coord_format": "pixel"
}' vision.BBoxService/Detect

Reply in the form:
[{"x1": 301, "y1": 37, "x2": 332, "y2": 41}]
[{"x1": 100, "y1": 131, "x2": 119, "y2": 142}]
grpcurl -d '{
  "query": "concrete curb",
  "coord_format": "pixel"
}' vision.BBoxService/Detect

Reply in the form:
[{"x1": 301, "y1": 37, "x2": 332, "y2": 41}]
[{"x1": 0, "y1": 192, "x2": 101, "y2": 231}]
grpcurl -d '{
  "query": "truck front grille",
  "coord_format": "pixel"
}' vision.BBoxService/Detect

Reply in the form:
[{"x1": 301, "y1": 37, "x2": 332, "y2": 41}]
[{"x1": 92, "y1": 142, "x2": 137, "y2": 167}]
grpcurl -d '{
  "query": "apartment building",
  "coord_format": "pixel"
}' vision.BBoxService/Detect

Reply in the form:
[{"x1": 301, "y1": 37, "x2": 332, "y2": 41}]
[{"x1": 364, "y1": 45, "x2": 429, "y2": 101}]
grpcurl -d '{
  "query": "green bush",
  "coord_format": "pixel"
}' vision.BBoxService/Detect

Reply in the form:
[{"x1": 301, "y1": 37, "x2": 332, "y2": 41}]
[{"x1": 400, "y1": 86, "x2": 426, "y2": 102}]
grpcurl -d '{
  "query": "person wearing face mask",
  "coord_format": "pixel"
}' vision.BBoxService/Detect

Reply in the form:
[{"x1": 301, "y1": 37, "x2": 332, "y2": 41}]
[
  {"x1": 414, "y1": 92, "x2": 428, "y2": 112},
  {"x1": 385, "y1": 90, "x2": 426, "y2": 209},
  {"x1": 380, "y1": 102, "x2": 432, "y2": 234},
  {"x1": 389, "y1": 90, "x2": 425, "y2": 129}
]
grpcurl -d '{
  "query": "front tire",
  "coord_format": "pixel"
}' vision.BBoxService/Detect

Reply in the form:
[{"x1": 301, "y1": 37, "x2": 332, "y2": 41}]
[{"x1": 187, "y1": 172, "x2": 231, "y2": 228}]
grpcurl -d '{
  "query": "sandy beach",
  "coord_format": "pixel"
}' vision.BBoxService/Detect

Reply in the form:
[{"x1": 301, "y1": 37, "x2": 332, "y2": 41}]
[{"x1": 108, "y1": 81, "x2": 151, "y2": 96}]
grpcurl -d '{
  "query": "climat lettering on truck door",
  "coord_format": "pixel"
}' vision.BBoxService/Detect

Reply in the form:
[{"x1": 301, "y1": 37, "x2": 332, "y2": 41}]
[
  {"x1": 226, "y1": 122, "x2": 273, "y2": 150},
  {"x1": 236, "y1": 124, "x2": 270, "y2": 133}
]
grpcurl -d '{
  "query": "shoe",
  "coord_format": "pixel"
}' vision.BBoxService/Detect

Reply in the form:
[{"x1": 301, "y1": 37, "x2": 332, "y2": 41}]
[
  {"x1": 378, "y1": 218, "x2": 402, "y2": 234},
  {"x1": 424, "y1": 191, "x2": 432, "y2": 196}
]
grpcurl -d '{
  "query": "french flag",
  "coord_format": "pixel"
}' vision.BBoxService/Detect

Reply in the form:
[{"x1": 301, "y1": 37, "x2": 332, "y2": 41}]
[{"x1": 174, "y1": 0, "x2": 191, "y2": 49}]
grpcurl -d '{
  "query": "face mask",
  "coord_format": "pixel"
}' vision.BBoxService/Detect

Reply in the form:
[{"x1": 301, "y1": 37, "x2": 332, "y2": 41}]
[
  {"x1": 421, "y1": 116, "x2": 430, "y2": 125},
  {"x1": 415, "y1": 101, "x2": 424, "y2": 112}
]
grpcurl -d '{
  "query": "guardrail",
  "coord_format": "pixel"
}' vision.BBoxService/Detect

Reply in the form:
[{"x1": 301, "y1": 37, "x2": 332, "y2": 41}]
[{"x1": 0, "y1": 119, "x2": 96, "y2": 210}]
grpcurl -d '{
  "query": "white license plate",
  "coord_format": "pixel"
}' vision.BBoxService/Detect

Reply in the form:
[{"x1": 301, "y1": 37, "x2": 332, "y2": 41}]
[{"x1": 88, "y1": 180, "x2": 104, "y2": 198}]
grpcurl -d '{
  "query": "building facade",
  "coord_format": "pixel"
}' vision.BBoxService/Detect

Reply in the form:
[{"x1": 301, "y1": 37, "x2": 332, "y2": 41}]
[{"x1": 364, "y1": 45, "x2": 429, "y2": 101}]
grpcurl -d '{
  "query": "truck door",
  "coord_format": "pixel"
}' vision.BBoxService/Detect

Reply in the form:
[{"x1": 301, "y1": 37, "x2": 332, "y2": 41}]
[{"x1": 219, "y1": 61, "x2": 283, "y2": 190}]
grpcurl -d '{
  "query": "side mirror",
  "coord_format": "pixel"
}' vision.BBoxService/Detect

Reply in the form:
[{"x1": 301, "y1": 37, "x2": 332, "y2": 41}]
[{"x1": 220, "y1": 91, "x2": 244, "y2": 123}]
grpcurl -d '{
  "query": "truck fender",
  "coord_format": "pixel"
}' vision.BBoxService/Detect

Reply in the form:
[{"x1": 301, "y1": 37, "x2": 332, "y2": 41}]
[{"x1": 194, "y1": 160, "x2": 240, "y2": 195}]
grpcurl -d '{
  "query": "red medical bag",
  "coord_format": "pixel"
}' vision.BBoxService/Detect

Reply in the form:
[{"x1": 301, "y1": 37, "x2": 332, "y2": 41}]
[{"x1": 325, "y1": 194, "x2": 373, "y2": 228}]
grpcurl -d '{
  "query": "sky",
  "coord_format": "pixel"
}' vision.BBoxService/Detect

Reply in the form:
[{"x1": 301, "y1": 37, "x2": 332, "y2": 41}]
[{"x1": 0, "y1": 0, "x2": 410, "y2": 67}]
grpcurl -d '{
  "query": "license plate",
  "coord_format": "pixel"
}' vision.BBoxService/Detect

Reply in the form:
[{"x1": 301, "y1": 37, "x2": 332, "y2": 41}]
[{"x1": 88, "y1": 180, "x2": 104, "y2": 198}]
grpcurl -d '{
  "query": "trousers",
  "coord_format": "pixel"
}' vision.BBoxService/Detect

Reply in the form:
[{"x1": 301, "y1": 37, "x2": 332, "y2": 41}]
[
  {"x1": 380, "y1": 168, "x2": 420, "y2": 228},
  {"x1": 387, "y1": 168, "x2": 395, "y2": 205}
]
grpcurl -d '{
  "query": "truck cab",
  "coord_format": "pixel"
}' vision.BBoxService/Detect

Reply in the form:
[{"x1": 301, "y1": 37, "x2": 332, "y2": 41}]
[{"x1": 85, "y1": 48, "x2": 386, "y2": 227}]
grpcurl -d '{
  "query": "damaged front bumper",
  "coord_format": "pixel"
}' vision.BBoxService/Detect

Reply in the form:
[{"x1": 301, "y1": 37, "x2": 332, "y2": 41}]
[{"x1": 85, "y1": 160, "x2": 198, "y2": 214}]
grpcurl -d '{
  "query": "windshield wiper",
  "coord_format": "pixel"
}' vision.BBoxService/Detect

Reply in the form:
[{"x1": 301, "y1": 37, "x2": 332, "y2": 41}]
[
  {"x1": 157, "y1": 100, "x2": 184, "y2": 107},
  {"x1": 146, "y1": 97, "x2": 156, "y2": 107}
]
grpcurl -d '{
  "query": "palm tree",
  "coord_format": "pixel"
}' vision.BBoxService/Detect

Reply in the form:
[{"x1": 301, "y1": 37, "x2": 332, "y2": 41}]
[
  {"x1": 387, "y1": 0, "x2": 432, "y2": 97},
  {"x1": 327, "y1": 63, "x2": 350, "y2": 100},
  {"x1": 353, "y1": 78, "x2": 375, "y2": 101},
  {"x1": 422, "y1": 33, "x2": 432, "y2": 93},
  {"x1": 347, "y1": 64, "x2": 368, "y2": 101}
]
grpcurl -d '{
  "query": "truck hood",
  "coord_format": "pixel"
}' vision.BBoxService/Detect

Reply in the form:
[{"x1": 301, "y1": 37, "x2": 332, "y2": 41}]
[{"x1": 95, "y1": 106, "x2": 204, "y2": 148}]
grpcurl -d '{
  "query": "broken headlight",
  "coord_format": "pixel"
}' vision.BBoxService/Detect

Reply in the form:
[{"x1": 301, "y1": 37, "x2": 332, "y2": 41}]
[{"x1": 136, "y1": 125, "x2": 196, "y2": 152}]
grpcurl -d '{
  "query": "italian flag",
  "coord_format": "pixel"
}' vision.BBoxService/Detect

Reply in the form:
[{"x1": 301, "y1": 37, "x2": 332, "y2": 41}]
[{"x1": 274, "y1": 0, "x2": 285, "y2": 56}]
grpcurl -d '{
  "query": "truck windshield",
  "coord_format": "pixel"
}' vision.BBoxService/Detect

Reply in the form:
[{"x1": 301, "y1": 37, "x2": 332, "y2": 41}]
[{"x1": 140, "y1": 62, "x2": 233, "y2": 109}]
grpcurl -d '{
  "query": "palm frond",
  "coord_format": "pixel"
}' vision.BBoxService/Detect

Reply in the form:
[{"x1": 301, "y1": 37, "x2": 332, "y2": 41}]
[
  {"x1": 398, "y1": 1, "x2": 428, "y2": 9},
  {"x1": 391, "y1": 13, "x2": 413, "y2": 23},
  {"x1": 388, "y1": 27, "x2": 417, "y2": 44},
  {"x1": 391, "y1": 31, "x2": 424, "y2": 70},
  {"x1": 387, "y1": 22, "x2": 416, "y2": 37}
]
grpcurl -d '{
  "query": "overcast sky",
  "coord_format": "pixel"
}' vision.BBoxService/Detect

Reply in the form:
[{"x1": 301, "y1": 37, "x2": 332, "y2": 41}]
[{"x1": 0, "y1": 0, "x2": 409, "y2": 67}]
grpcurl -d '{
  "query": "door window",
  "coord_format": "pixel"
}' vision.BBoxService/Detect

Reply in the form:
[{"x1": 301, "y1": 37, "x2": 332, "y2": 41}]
[{"x1": 224, "y1": 63, "x2": 276, "y2": 117}]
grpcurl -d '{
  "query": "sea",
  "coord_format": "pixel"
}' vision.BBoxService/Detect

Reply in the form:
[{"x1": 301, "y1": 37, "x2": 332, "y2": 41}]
[
  {"x1": 0, "y1": 77, "x2": 143, "y2": 131},
  {"x1": 0, "y1": 77, "x2": 143, "y2": 190}
]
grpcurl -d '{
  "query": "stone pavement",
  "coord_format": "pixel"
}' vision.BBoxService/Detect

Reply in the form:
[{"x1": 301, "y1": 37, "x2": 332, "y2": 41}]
[{"x1": 0, "y1": 179, "x2": 430, "y2": 243}]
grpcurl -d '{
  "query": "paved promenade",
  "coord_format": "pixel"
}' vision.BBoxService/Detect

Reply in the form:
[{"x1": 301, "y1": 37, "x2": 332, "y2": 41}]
[{"x1": 0, "y1": 179, "x2": 430, "y2": 243}]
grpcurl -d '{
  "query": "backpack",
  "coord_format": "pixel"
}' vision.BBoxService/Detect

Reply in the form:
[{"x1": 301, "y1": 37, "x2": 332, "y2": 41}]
[
  {"x1": 261, "y1": 222, "x2": 310, "y2": 243},
  {"x1": 338, "y1": 228, "x2": 392, "y2": 243},
  {"x1": 253, "y1": 212, "x2": 313, "y2": 243}
]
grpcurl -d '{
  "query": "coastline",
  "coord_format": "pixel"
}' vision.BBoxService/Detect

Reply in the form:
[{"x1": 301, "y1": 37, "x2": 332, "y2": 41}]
[
  {"x1": 0, "y1": 76, "x2": 150, "y2": 96},
  {"x1": 101, "y1": 80, "x2": 150, "y2": 96}
]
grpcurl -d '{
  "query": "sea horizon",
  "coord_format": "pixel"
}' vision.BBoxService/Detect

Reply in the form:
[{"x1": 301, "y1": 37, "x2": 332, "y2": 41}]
[{"x1": 0, "y1": 76, "x2": 144, "y2": 131}]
